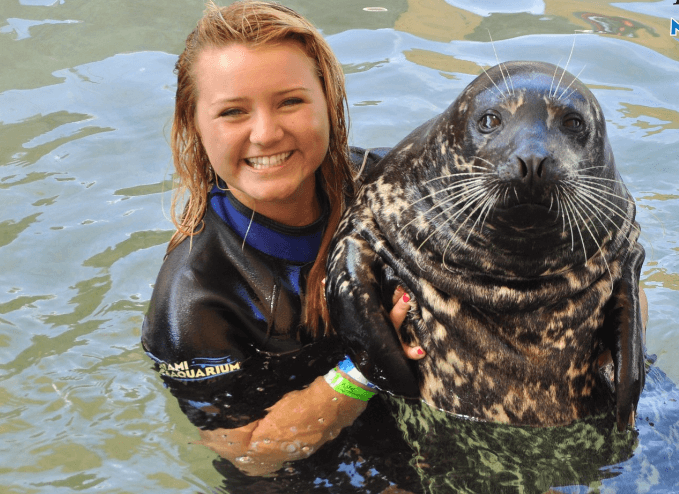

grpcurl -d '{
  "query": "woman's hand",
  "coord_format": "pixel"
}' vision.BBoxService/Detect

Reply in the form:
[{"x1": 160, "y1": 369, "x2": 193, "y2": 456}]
[{"x1": 390, "y1": 285, "x2": 426, "y2": 360}]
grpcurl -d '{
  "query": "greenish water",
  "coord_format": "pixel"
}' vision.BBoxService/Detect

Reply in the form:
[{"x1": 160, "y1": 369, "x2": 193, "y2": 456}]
[{"x1": 1, "y1": 0, "x2": 678, "y2": 492}]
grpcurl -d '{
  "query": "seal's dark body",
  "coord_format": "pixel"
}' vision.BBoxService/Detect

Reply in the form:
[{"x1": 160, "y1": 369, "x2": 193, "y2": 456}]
[{"x1": 327, "y1": 62, "x2": 645, "y2": 429}]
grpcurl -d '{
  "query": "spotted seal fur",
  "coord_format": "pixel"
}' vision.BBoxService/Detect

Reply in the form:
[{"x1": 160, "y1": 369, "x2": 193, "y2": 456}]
[{"x1": 326, "y1": 61, "x2": 645, "y2": 430}]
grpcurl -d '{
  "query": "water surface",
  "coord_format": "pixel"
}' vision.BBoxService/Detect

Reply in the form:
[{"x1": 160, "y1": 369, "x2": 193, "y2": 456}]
[{"x1": 1, "y1": 0, "x2": 678, "y2": 492}]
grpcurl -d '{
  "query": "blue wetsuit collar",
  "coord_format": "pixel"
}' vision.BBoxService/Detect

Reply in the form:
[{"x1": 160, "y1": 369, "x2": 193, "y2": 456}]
[{"x1": 208, "y1": 185, "x2": 328, "y2": 264}]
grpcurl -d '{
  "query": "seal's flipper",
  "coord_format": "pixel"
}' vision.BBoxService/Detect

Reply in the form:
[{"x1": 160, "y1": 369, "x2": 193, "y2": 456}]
[
  {"x1": 326, "y1": 233, "x2": 420, "y2": 398},
  {"x1": 606, "y1": 240, "x2": 646, "y2": 431}
]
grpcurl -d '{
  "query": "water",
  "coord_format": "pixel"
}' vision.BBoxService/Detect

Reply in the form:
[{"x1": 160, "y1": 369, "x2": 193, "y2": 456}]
[{"x1": 1, "y1": 0, "x2": 678, "y2": 492}]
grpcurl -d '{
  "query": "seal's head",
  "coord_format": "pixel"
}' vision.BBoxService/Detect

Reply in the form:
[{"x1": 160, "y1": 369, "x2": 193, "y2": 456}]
[{"x1": 400, "y1": 61, "x2": 633, "y2": 279}]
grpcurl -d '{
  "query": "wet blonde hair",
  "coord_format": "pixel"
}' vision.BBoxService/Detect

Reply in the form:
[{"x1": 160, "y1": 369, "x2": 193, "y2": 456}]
[{"x1": 168, "y1": 0, "x2": 354, "y2": 336}]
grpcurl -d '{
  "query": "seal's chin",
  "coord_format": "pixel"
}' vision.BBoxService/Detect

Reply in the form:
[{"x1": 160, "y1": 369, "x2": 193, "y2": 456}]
[{"x1": 494, "y1": 203, "x2": 560, "y2": 231}]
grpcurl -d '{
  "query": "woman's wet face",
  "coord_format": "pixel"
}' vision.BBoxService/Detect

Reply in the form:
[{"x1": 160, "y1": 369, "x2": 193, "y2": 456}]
[{"x1": 193, "y1": 41, "x2": 330, "y2": 221}]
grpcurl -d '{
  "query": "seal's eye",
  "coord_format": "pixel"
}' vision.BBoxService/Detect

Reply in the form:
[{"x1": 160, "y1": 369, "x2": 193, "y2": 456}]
[
  {"x1": 562, "y1": 115, "x2": 583, "y2": 131},
  {"x1": 478, "y1": 113, "x2": 501, "y2": 133}
]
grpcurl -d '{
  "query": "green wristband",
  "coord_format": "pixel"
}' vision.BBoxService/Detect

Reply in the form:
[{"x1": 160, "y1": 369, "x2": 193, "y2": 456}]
[{"x1": 324, "y1": 368, "x2": 376, "y2": 402}]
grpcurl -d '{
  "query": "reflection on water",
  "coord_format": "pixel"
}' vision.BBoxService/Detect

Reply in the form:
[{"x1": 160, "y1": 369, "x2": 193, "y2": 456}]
[{"x1": 0, "y1": 0, "x2": 677, "y2": 492}]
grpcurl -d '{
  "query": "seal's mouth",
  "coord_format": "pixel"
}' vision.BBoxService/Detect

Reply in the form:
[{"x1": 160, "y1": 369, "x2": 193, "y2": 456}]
[
  {"x1": 495, "y1": 198, "x2": 554, "y2": 213},
  {"x1": 493, "y1": 201, "x2": 560, "y2": 230},
  {"x1": 505, "y1": 203, "x2": 551, "y2": 212}
]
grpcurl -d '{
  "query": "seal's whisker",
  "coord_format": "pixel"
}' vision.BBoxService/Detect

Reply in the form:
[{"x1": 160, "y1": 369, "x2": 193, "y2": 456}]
[
  {"x1": 575, "y1": 185, "x2": 636, "y2": 215},
  {"x1": 557, "y1": 64, "x2": 586, "y2": 101},
  {"x1": 561, "y1": 193, "x2": 581, "y2": 254},
  {"x1": 504, "y1": 63, "x2": 515, "y2": 97},
  {"x1": 411, "y1": 176, "x2": 487, "y2": 205},
  {"x1": 466, "y1": 185, "x2": 502, "y2": 243},
  {"x1": 566, "y1": 192, "x2": 614, "y2": 281},
  {"x1": 576, "y1": 175, "x2": 629, "y2": 190},
  {"x1": 480, "y1": 65, "x2": 505, "y2": 99},
  {"x1": 566, "y1": 183, "x2": 630, "y2": 226},
  {"x1": 570, "y1": 186, "x2": 640, "y2": 241},
  {"x1": 549, "y1": 58, "x2": 563, "y2": 98},
  {"x1": 478, "y1": 190, "x2": 500, "y2": 234},
  {"x1": 455, "y1": 185, "x2": 498, "y2": 237},
  {"x1": 487, "y1": 30, "x2": 511, "y2": 97},
  {"x1": 412, "y1": 183, "x2": 490, "y2": 242},
  {"x1": 418, "y1": 188, "x2": 488, "y2": 259},
  {"x1": 569, "y1": 190, "x2": 641, "y2": 251},
  {"x1": 571, "y1": 181, "x2": 636, "y2": 218},
  {"x1": 399, "y1": 179, "x2": 488, "y2": 230},
  {"x1": 553, "y1": 191, "x2": 566, "y2": 234},
  {"x1": 419, "y1": 177, "x2": 488, "y2": 205},
  {"x1": 561, "y1": 193, "x2": 589, "y2": 261},
  {"x1": 569, "y1": 176, "x2": 629, "y2": 197},
  {"x1": 572, "y1": 197, "x2": 628, "y2": 268},
  {"x1": 575, "y1": 172, "x2": 622, "y2": 180},
  {"x1": 552, "y1": 67, "x2": 566, "y2": 100},
  {"x1": 463, "y1": 184, "x2": 501, "y2": 241},
  {"x1": 437, "y1": 185, "x2": 491, "y2": 233},
  {"x1": 575, "y1": 205, "x2": 613, "y2": 284},
  {"x1": 464, "y1": 164, "x2": 495, "y2": 171},
  {"x1": 566, "y1": 186, "x2": 610, "y2": 233},
  {"x1": 553, "y1": 36, "x2": 577, "y2": 100},
  {"x1": 558, "y1": 190, "x2": 573, "y2": 239},
  {"x1": 442, "y1": 190, "x2": 497, "y2": 268},
  {"x1": 572, "y1": 180, "x2": 632, "y2": 210},
  {"x1": 502, "y1": 187, "x2": 510, "y2": 208},
  {"x1": 570, "y1": 189, "x2": 609, "y2": 228},
  {"x1": 562, "y1": 87, "x2": 580, "y2": 102},
  {"x1": 471, "y1": 156, "x2": 499, "y2": 169},
  {"x1": 576, "y1": 164, "x2": 606, "y2": 173},
  {"x1": 399, "y1": 180, "x2": 488, "y2": 236},
  {"x1": 556, "y1": 186, "x2": 576, "y2": 251},
  {"x1": 423, "y1": 171, "x2": 488, "y2": 185}
]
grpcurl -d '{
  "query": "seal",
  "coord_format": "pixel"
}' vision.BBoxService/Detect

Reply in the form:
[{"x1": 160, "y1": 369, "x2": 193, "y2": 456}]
[{"x1": 326, "y1": 61, "x2": 646, "y2": 431}]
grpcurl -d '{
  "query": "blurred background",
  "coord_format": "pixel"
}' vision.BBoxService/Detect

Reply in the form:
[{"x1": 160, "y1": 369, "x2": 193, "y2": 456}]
[{"x1": 1, "y1": 0, "x2": 677, "y2": 492}]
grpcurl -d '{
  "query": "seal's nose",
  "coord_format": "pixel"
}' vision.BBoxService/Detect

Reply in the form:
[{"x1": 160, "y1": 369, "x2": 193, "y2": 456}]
[
  {"x1": 509, "y1": 147, "x2": 557, "y2": 205},
  {"x1": 517, "y1": 155, "x2": 549, "y2": 185}
]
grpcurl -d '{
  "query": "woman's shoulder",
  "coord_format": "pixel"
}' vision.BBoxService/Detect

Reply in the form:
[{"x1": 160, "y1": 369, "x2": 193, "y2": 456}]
[{"x1": 141, "y1": 209, "x2": 249, "y2": 363}]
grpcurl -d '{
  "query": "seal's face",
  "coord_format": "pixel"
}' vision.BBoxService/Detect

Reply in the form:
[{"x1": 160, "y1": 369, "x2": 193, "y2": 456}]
[
  {"x1": 403, "y1": 62, "x2": 631, "y2": 278},
  {"x1": 463, "y1": 64, "x2": 606, "y2": 212}
]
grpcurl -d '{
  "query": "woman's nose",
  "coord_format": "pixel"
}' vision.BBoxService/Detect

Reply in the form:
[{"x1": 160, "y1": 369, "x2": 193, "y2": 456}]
[{"x1": 250, "y1": 110, "x2": 284, "y2": 146}]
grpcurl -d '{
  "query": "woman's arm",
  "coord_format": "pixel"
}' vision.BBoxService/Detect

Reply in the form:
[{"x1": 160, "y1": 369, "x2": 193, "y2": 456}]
[{"x1": 197, "y1": 287, "x2": 423, "y2": 476}]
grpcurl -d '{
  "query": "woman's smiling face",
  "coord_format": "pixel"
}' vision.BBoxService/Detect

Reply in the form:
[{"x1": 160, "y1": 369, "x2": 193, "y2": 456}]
[{"x1": 193, "y1": 41, "x2": 330, "y2": 225}]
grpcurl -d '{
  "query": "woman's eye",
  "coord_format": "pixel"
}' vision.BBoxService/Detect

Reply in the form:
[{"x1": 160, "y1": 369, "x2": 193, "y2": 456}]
[
  {"x1": 281, "y1": 97, "x2": 303, "y2": 107},
  {"x1": 478, "y1": 113, "x2": 501, "y2": 132},
  {"x1": 220, "y1": 108, "x2": 244, "y2": 118},
  {"x1": 563, "y1": 116, "x2": 583, "y2": 130}
]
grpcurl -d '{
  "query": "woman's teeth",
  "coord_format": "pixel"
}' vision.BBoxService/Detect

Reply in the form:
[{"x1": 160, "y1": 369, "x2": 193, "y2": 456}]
[{"x1": 246, "y1": 152, "x2": 292, "y2": 169}]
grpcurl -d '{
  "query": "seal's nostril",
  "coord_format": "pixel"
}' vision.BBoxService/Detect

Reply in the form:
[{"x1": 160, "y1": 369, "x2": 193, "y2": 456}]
[
  {"x1": 537, "y1": 160, "x2": 544, "y2": 178},
  {"x1": 519, "y1": 158, "x2": 528, "y2": 178}
]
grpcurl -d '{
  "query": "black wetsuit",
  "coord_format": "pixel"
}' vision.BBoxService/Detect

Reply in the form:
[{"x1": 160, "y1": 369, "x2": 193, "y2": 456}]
[
  {"x1": 141, "y1": 148, "x2": 422, "y2": 493},
  {"x1": 142, "y1": 177, "x2": 339, "y2": 428}
]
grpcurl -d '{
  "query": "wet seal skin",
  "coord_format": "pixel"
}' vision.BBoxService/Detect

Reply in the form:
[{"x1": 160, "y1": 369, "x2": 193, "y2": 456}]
[{"x1": 326, "y1": 61, "x2": 645, "y2": 431}]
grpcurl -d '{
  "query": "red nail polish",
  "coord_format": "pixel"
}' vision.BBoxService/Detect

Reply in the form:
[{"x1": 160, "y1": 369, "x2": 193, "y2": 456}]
[
  {"x1": 417, "y1": 348, "x2": 424, "y2": 355},
  {"x1": 402, "y1": 293, "x2": 410, "y2": 303}
]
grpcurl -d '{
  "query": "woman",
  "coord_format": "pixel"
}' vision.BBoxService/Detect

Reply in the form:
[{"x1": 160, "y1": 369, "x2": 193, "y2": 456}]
[{"x1": 141, "y1": 0, "x2": 422, "y2": 479}]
